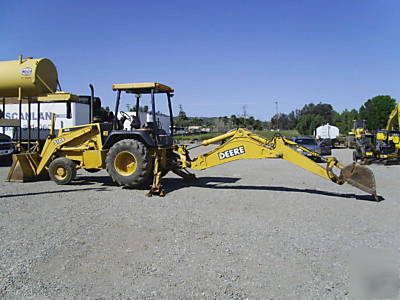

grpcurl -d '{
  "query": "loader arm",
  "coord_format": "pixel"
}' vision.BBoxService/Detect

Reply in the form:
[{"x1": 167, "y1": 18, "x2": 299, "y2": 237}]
[
  {"x1": 386, "y1": 102, "x2": 400, "y2": 131},
  {"x1": 181, "y1": 128, "x2": 377, "y2": 198},
  {"x1": 35, "y1": 125, "x2": 95, "y2": 175},
  {"x1": 7, "y1": 123, "x2": 102, "y2": 182}
]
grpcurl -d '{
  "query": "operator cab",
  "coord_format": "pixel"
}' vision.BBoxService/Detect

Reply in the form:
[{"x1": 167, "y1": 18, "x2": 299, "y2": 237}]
[{"x1": 109, "y1": 82, "x2": 175, "y2": 147}]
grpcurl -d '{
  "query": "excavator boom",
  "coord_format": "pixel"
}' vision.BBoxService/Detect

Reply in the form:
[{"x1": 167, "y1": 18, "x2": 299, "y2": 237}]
[{"x1": 175, "y1": 129, "x2": 377, "y2": 199}]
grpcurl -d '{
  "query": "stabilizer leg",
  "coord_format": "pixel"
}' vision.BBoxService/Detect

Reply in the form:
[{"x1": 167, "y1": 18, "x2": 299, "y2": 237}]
[{"x1": 147, "y1": 155, "x2": 165, "y2": 197}]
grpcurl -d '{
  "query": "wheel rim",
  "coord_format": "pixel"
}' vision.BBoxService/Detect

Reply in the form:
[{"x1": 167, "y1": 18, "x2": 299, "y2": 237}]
[
  {"x1": 54, "y1": 166, "x2": 67, "y2": 180},
  {"x1": 114, "y1": 151, "x2": 137, "y2": 176}
]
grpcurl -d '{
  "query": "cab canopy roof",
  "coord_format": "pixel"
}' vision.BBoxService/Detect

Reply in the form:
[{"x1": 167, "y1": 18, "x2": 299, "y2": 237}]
[{"x1": 112, "y1": 82, "x2": 174, "y2": 94}]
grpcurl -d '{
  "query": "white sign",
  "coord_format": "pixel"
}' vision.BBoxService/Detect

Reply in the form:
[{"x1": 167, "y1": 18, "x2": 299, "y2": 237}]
[{"x1": 2, "y1": 102, "x2": 89, "y2": 138}]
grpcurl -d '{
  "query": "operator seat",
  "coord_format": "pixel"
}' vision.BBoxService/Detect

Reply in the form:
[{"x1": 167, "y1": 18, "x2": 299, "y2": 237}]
[{"x1": 130, "y1": 116, "x2": 141, "y2": 130}]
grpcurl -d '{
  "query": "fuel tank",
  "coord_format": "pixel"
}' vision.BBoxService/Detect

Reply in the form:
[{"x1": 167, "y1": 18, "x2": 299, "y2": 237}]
[{"x1": 0, "y1": 57, "x2": 58, "y2": 97}]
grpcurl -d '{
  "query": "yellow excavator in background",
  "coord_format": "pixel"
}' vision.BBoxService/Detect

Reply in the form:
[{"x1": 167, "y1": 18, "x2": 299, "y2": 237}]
[
  {"x1": 353, "y1": 103, "x2": 400, "y2": 164},
  {"x1": 7, "y1": 82, "x2": 378, "y2": 200}
]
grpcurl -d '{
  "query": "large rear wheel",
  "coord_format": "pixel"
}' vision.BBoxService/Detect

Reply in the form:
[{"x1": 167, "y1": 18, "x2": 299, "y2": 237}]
[{"x1": 106, "y1": 139, "x2": 152, "y2": 188}]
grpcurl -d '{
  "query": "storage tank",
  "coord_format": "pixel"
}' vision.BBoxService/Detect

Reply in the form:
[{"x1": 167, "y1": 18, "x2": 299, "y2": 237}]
[
  {"x1": 315, "y1": 123, "x2": 339, "y2": 140},
  {"x1": 0, "y1": 56, "x2": 58, "y2": 98}
]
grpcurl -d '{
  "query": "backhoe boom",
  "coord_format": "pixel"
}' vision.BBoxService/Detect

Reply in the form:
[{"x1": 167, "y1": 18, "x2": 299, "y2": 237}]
[{"x1": 172, "y1": 129, "x2": 377, "y2": 199}]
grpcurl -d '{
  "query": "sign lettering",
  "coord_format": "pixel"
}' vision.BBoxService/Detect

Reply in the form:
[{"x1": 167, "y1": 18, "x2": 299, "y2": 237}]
[{"x1": 218, "y1": 146, "x2": 245, "y2": 160}]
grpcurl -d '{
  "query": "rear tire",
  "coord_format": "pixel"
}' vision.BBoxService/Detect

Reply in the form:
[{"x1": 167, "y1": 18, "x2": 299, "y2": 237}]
[
  {"x1": 106, "y1": 139, "x2": 152, "y2": 188},
  {"x1": 48, "y1": 158, "x2": 77, "y2": 185}
]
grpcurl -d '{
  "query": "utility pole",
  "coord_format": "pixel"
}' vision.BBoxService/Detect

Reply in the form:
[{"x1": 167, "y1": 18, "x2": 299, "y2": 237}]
[
  {"x1": 242, "y1": 105, "x2": 247, "y2": 128},
  {"x1": 275, "y1": 101, "x2": 279, "y2": 131}
]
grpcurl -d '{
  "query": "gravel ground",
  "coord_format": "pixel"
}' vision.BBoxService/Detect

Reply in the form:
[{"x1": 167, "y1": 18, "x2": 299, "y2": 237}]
[{"x1": 0, "y1": 148, "x2": 399, "y2": 298}]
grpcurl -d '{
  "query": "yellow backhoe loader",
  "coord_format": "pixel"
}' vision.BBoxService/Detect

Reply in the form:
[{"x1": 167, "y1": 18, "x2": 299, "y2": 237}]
[
  {"x1": 7, "y1": 82, "x2": 378, "y2": 200},
  {"x1": 346, "y1": 120, "x2": 373, "y2": 149}
]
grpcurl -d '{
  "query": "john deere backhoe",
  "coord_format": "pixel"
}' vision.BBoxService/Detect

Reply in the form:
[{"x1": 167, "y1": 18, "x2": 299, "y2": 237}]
[{"x1": 7, "y1": 82, "x2": 378, "y2": 200}]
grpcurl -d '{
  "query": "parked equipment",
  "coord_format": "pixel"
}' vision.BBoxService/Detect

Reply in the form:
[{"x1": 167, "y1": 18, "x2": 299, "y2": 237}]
[
  {"x1": 7, "y1": 82, "x2": 378, "y2": 200},
  {"x1": 346, "y1": 120, "x2": 372, "y2": 149},
  {"x1": 353, "y1": 103, "x2": 400, "y2": 164}
]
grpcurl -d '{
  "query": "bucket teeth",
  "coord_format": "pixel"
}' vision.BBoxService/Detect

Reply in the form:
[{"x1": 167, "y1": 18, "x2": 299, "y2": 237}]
[{"x1": 340, "y1": 163, "x2": 377, "y2": 197}]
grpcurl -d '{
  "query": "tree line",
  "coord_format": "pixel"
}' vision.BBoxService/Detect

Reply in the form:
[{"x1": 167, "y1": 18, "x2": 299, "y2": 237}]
[
  {"x1": 172, "y1": 95, "x2": 397, "y2": 135},
  {"x1": 270, "y1": 95, "x2": 396, "y2": 135},
  {"x1": 176, "y1": 104, "x2": 264, "y2": 132}
]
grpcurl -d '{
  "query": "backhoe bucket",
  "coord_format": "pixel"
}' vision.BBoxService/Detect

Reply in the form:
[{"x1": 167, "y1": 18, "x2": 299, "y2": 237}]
[
  {"x1": 340, "y1": 163, "x2": 377, "y2": 198},
  {"x1": 7, "y1": 153, "x2": 41, "y2": 182}
]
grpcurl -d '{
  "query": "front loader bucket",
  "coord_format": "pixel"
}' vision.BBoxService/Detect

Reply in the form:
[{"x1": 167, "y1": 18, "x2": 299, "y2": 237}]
[
  {"x1": 7, "y1": 153, "x2": 41, "y2": 182},
  {"x1": 340, "y1": 163, "x2": 377, "y2": 198}
]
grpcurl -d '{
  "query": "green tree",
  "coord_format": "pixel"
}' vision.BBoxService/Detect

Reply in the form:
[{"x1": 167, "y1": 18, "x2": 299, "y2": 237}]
[
  {"x1": 253, "y1": 119, "x2": 263, "y2": 130},
  {"x1": 359, "y1": 95, "x2": 396, "y2": 130},
  {"x1": 230, "y1": 114, "x2": 240, "y2": 127},
  {"x1": 296, "y1": 114, "x2": 324, "y2": 135},
  {"x1": 334, "y1": 109, "x2": 359, "y2": 134},
  {"x1": 177, "y1": 104, "x2": 188, "y2": 127}
]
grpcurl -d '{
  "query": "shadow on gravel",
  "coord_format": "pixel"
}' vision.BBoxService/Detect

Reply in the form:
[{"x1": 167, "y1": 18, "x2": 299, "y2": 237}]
[
  {"x1": 0, "y1": 187, "x2": 109, "y2": 198},
  {"x1": 163, "y1": 177, "x2": 384, "y2": 202},
  {"x1": 163, "y1": 176, "x2": 241, "y2": 193},
  {"x1": 73, "y1": 175, "x2": 117, "y2": 186}
]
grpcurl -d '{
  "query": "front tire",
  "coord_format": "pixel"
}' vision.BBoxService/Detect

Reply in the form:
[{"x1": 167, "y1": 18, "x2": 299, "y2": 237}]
[
  {"x1": 48, "y1": 158, "x2": 77, "y2": 185},
  {"x1": 106, "y1": 139, "x2": 152, "y2": 188}
]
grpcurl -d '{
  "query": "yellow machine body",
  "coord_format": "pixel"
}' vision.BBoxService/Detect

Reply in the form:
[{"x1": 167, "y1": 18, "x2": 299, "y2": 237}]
[
  {"x1": 5, "y1": 80, "x2": 378, "y2": 200},
  {"x1": 384, "y1": 103, "x2": 400, "y2": 150},
  {"x1": 376, "y1": 131, "x2": 387, "y2": 141},
  {"x1": 357, "y1": 103, "x2": 400, "y2": 163},
  {"x1": 0, "y1": 57, "x2": 58, "y2": 97},
  {"x1": 8, "y1": 125, "x2": 378, "y2": 199},
  {"x1": 346, "y1": 120, "x2": 371, "y2": 148},
  {"x1": 7, "y1": 121, "x2": 107, "y2": 182}
]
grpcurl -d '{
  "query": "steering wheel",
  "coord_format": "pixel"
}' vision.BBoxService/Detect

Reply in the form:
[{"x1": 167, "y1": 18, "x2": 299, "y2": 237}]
[{"x1": 119, "y1": 111, "x2": 132, "y2": 121}]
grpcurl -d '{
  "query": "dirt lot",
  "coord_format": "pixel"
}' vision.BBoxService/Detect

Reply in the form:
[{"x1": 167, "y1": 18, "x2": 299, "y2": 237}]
[{"x1": 0, "y1": 148, "x2": 399, "y2": 298}]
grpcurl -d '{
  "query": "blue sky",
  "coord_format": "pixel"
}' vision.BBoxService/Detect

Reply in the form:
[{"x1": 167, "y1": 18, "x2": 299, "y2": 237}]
[{"x1": 1, "y1": 1, "x2": 400, "y2": 120}]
